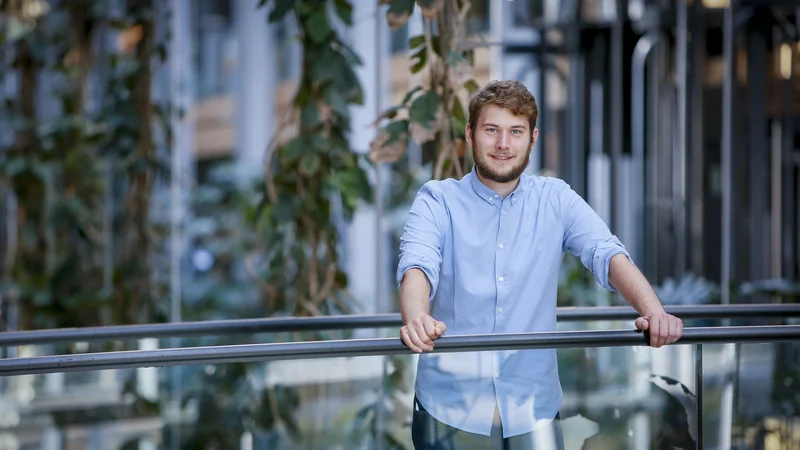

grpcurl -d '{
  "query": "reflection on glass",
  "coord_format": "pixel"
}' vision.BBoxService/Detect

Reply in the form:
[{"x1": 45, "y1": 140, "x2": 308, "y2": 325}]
[{"x1": 703, "y1": 342, "x2": 800, "y2": 449}]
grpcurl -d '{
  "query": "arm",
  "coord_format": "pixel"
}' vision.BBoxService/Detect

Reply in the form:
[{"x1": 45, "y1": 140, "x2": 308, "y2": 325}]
[
  {"x1": 608, "y1": 254, "x2": 682, "y2": 347},
  {"x1": 397, "y1": 183, "x2": 447, "y2": 352},
  {"x1": 559, "y1": 184, "x2": 682, "y2": 347}
]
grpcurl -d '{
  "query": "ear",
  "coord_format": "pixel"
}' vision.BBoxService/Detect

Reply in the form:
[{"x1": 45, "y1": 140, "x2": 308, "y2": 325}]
[
  {"x1": 465, "y1": 123, "x2": 473, "y2": 148},
  {"x1": 530, "y1": 127, "x2": 539, "y2": 149}
]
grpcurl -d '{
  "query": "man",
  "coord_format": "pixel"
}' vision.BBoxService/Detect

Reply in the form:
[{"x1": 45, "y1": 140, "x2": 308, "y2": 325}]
[{"x1": 396, "y1": 80, "x2": 683, "y2": 449}]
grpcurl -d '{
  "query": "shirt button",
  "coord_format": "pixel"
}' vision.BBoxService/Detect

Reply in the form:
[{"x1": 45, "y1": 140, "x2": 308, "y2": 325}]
[
  {"x1": 494, "y1": 194, "x2": 499, "y2": 198},
  {"x1": 498, "y1": 243, "x2": 504, "y2": 249},
  {"x1": 502, "y1": 210, "x2": 507, "y2": 215},
  {"x1": 498, "y1": 307, "x2": 504, "y2": 313},
  {"x1": 498, "y1": 276, "x2": 504, "y2": 282}
]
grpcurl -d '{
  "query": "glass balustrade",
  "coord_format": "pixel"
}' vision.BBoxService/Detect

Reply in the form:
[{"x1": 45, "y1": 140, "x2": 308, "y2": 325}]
[
  {"x1": 1, "y1": 318, "x2": 798, "y2": 449},
  {"x1": 0, "y1": 344, "x2": 707, "y2": 449}
]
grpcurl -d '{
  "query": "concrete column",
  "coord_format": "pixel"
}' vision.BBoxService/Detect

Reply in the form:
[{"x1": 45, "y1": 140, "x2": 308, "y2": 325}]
[{"x1": 234, "y1": 0, "x2": 275, "y2": 183}]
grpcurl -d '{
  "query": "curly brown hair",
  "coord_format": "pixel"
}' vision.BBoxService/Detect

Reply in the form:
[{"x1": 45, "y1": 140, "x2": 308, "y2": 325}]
[{"x1": 467, "y1": 80, "x2": 539, "y2": 138}]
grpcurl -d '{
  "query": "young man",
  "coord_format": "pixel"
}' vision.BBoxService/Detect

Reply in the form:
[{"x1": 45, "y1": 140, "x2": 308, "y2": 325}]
[{"x1": 396, "y1": 80, "x2": 683, "y2": 449}]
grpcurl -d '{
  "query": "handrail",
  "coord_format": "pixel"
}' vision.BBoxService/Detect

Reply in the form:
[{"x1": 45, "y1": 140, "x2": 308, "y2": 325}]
[
  {"x1": 1, "y1": 303, "x2": 798, "y2": 347},
  {"x1": 0, "y1": 325, "x2": 798, "y2": 376}
]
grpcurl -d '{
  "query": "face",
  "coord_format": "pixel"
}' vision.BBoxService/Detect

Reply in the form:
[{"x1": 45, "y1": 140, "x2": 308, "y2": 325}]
[{"x1": 466, "y1": 104, "x2": 537, "y2": 185}]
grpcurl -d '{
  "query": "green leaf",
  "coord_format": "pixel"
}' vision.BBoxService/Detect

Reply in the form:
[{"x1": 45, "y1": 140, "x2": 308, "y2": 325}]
[
  {"x1": 384, "y1": 119, "x2": 410, "y2": 146},
  {"x1": 401, "y1": 85, "x2": 423, "y2": 105},
  {"x1": 323, "y1": 87, "x2": 349, "y2": 118},
  {"x1": 305, "y1": 10, "x2": 331, "y2": 43},
  {"x1": 283, "y1": 137, "x2": 306, "y2": 162},
  {"x1": 375, "y1": 105, "x2": 404, "y2": 123},
  {"x1": 301, "y1": 102, "x2": 320, "y2": 126},
  {"x1": 429, "y1": 35, "x2": 443, "y2": 58},
  {"x1": 451, "y1": 96, "x2": 467, "y2": 133},
  {"x1": 388, "y1": 0, "x2": 415, "y2": 16},
  {"x1": 410, "y1": 46, "x2": 427, "y2": 73},
  {"x1": 464, "y1": 79, "x2": 479, "y2": 93},
  {"x1": 300, "y1": 153, "x2": 321, "y2": 175},
  {"x1": 267, "y1": 1, "x2": 293, "y2": 23},
  {"x1": 310, "y1": 47, "x2": 339, "y2": 84},
  {"x1": 408, "y1": 34, "x2": 425, "y2": 49},
  {"x1": 338, "y1": 41, "x2": 362, "y2": 66},
  {"x1": 333, "y1": 0, "x2": 353, "y2": 25},
  {"x1": 409, "y1": 90, "x2": 439, "y2": 128},
  {"x1": 271, "y1": 195, "x2": 295, "y2": 223},
  {"x1": 3, "y1": 157, "x2": 27, "y2": 177},
  {"x1": 452, "y1": 95, "x2": 466, "y2": 122}
]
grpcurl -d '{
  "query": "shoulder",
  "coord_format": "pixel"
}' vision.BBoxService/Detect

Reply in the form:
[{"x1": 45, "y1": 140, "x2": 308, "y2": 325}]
[
  {"x1": 416, "y1": 176, "x2": 466, "y2": 200},
  {"x1": 523, "y1": 174, "x2": 576, "y2": 220},
  {"x1": 526, "y1": 174, "x2": 571, "y2": 197}
]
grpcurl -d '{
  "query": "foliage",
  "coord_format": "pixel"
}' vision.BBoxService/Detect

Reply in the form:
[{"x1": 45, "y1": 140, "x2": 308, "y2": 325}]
[
  {"x1": 0, "y1": 0, "x2": 170, "y2": 446},
  {"x1": 0, "y1": 0, "x2": 169, "y2": 329},
  {"x1": 255, "y1": 0, "x2": 372, "y2": 318},
  {"x1": 175, "y1": 0, "x2": 373, "y2": 447},
  {"x1": 370, "y1": 0, "x2": 480, "y2": 181}
]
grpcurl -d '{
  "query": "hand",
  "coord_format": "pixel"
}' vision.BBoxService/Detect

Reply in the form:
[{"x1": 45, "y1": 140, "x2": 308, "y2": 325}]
[
  {"x1": 635, "y1": 311, "x2": 683, "y2": 348},
  {"x1": 400, "y1": 315, "x2": 446, "y2": 353}
]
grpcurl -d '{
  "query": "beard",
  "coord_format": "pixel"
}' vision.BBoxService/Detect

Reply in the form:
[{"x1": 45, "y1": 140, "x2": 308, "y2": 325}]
[{"x1": 474, "y1": 146, "x2": 532, "y2": 183}]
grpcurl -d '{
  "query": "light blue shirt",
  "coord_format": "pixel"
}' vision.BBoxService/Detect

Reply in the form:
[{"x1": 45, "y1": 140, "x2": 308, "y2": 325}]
[{"x1": 396, "y1": 167, "x2": 631, "y2": 438}]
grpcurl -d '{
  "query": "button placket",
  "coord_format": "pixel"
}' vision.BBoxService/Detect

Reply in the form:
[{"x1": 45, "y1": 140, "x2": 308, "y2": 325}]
[{"x1": 496, "y1": 198, "x2": 509, "y2": 318}]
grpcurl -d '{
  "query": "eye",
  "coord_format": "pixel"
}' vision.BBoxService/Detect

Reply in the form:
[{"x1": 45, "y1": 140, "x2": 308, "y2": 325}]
[
  {"x1": 511, "y1": 129, "x2": 522, "y2": 135},
  {"x1": 485, "y1": 128, "x2": 497, "y2": 133}
]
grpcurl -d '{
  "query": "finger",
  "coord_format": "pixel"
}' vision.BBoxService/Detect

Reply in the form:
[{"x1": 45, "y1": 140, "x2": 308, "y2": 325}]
[
  {"x1": 413, "y1": 322, "x2": 435, "y2": 347},
  {"x1": 435, "y1": 321, "x2": 446, "y2": 336},
  {"x1": 400, "y1": 328, "x2": 422, "y2": 353},
  {"x1": 635, "y1": 317, "x2": 649, "y2": 330},
  {"x1": 670, "y1": 318, "x2": 683, "y2": 344},
  {"x1": 422, "y1": 317, "x2": 438, "y2": 340},
  {"x1": 665, "y1": 318, "x2": 675, "y2": 344},
  {"x1": 648, "y1": 317, "x2": 660, "y2": 347},
  {"x1": 408, "y1": 326, "x2": 433, "y2": 352},
  {"x1": 658, "y1": 316, "x2": 669, "y2": 347}
]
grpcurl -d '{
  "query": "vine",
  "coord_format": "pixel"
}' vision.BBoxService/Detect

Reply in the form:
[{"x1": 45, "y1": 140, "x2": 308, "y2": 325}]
[
  {"x1": 254, "y1": 0, "x2": 371, "y2": 318},
  {"x1": 0, "y1": 0, "x2": 170, "y2": 329},
  {"x1": 371, "y1": 0, "x2": 479, "y2": 181}
]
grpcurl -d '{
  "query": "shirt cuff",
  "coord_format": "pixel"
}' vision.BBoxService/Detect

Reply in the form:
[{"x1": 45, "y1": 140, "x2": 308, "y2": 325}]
[
  {"x1": 397, "y1": 256, "x2": 439, "y2": 301},
  {"x1": 583, "y1": 238, "x2": 631, "y2": 292}
]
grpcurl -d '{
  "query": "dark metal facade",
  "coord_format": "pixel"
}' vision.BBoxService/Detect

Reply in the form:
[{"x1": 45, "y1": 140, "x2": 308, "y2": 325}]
[{"x1": 524, "y1": 0, "x2": 799, "y2": 290}]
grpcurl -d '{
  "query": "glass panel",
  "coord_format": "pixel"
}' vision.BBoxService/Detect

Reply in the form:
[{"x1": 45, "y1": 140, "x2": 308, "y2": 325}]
[
  {"x1": 0, "y1": 362, "x2": 150, "y2": 449},
  {"x1": 1, "y1": 344, "x2": 700, "y2": 449},
  {"x1": 558, "y1": 344, "x2": 697, "y2": 449},
  {"x1": 703, "y1": 341, "x2": 800, "y2": 450}
]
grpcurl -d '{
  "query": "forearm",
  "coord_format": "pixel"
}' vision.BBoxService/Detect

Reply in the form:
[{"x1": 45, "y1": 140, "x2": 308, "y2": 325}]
[
  {"x1": 399, "y1": 268, "x2": 432, "y2": 324},
  {"x1": 608, "y1": 253, "x2": 665, "y2": 316}
]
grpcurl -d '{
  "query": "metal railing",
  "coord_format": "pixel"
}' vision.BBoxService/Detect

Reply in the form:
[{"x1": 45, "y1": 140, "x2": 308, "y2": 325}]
[
  {"x1": 1, "y1": 303, "x2": 798, "y2": 347},
  {"x1": 1, "y1": 324, "x2": 799, "y2": 376}
]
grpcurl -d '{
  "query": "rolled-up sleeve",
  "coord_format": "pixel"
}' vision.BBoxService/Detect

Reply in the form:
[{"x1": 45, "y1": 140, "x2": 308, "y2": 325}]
[
  {"x1": 558, "y1": 183, "x2": 631, "y2": 291},
  {"x1": 396, "y1": 181, "x2": 445, "y2": 301}
]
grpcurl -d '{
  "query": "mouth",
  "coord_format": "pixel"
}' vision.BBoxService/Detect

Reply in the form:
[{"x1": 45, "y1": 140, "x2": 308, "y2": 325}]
[{"x1": 490, "y1": 155, "x2": 513, "y2": 161}]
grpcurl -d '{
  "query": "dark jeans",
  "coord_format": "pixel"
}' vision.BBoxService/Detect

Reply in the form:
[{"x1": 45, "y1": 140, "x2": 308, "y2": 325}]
[{"x1": 411, "y1": 396, "x2": 565, "y2": 450}]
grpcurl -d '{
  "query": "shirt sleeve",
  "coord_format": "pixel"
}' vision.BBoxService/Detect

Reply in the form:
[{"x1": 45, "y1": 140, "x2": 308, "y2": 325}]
[
  {"x1": 396, "y1": 181, "x2": 445, "y2": 301},
  {"x1": 558, "y1": 183, "x2": 631, "y2": 292}
]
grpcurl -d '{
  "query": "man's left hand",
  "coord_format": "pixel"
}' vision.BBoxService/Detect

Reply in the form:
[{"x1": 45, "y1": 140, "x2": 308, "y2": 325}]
[{"x1": 635, "y1": 311, "x2": 683, "y2": 348}]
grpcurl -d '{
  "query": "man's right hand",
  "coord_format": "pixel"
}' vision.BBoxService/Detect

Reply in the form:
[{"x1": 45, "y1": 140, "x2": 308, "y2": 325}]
[{"x1": 400, "y1": 315, "x2": 446, "y2": 353}]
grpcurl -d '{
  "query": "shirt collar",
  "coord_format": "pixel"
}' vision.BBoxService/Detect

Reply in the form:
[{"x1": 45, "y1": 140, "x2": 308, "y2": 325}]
[{"x1": 468, "y1": 165, "x2": 528, "y2": 206}]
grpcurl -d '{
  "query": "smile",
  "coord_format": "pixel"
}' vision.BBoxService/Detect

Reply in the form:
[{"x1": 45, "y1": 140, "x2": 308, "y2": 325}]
[{"x1": 491, "y1": 155, "x2": 513, "y2": 161}]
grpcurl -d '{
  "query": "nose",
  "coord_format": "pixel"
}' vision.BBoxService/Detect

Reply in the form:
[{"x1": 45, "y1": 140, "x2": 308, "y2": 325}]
[{"x1": 495, "y1": 131, "x2": 510, "y2": 150}]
